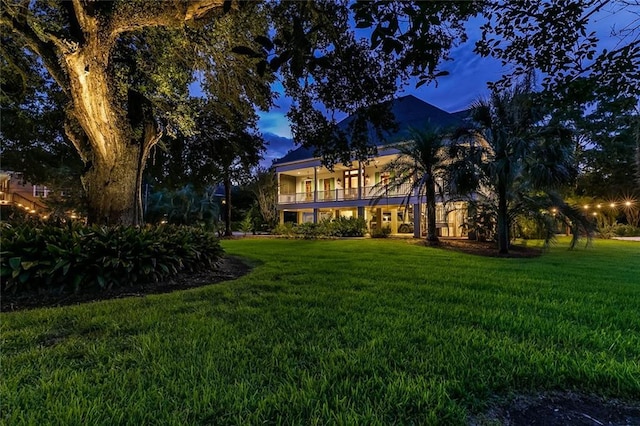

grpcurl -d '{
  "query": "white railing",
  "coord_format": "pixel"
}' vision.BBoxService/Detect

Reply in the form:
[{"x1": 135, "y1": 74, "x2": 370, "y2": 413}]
[{"x1": 278, "y1": 183, "x2": 415, "y2": 204}]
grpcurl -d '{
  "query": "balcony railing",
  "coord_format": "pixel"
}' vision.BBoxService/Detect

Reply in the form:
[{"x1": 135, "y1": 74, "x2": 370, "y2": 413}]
[{"x1": 278, "y1": 183, "x2": 414, "y2": 204}]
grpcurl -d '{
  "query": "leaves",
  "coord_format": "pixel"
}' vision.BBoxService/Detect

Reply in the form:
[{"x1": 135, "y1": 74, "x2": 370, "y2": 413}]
[{"x1": 0, "y1": 223, "x2": 224, "y2": 296}]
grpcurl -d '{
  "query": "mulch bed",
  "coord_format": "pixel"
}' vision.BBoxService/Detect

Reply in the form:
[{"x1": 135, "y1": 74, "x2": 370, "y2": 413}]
[
  {"x1": 470, "y1": 391, "x2": 640, "y2": 425},
  {"x1": 1, "y1": 255, "x2": 252, "y2": 313},
  {"x1": 415, "y1": 237, "x2": 543, "y2": 258}
]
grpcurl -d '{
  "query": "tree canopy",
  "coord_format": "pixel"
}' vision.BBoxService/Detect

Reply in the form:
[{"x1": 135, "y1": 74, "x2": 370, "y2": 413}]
[
  {"x1": 2, "y1": 0, "x2": 637, "y2": 226},
  {"x1": 1, "y1": 0, "x2": 482, "y2": 224}
]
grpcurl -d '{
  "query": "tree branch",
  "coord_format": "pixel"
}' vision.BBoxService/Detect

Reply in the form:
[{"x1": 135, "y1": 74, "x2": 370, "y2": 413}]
[
  {"x1": 0, "y1": 9, "x2": 70, "y2": 95},
  {"x1": 109, "y1": 0, "x2": 227, "y2": 39}
]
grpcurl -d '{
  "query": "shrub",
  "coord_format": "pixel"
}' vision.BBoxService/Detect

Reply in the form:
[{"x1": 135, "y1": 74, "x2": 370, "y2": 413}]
[
  {"x1": 370, "y1": 225, "x2": 392, "y2": 238},
  {"x1": 330, "y1": 216, "x2": 367, "y2": 237},
  {"x1": 296, "y1": 222, "x2": 320, "y2": 239},
  {"x1": 272, "y1": 223, "x2": 295, "y2": 237},
  {"x1": 612, "y1": 224, "x2": 640, "y2": 237},
  {"x1": 0, "y1": 223, "x2": 223, "y2": 296},
  {"x1": 271, "y1": 217, "x2": 367, "y2": 239},
  {"x1": 239, "y1": 214, "x2": 254, "y2": 235}
]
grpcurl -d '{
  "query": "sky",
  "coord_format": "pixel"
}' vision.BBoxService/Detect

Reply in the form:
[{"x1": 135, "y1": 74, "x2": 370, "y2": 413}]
[
  {"x1": 253, "y1": 6, "x2": 638, "y2": 164},
  {"x1": 257, "y1": 24, "x2": 504, "y2": 140},
  {"x1": 258, "y1": 6, "x2": 638, "y2": 133}
]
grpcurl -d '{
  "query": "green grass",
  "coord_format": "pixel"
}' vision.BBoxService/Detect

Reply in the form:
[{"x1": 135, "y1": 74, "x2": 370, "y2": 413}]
[{"x1": 2, "y1": 238, "x2": 639, "y2": 424}]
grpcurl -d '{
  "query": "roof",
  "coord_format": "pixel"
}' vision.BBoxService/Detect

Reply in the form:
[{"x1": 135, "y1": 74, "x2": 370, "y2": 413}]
[{"x1": 274, "y1": 95, "x2": 464, "y2": 166}]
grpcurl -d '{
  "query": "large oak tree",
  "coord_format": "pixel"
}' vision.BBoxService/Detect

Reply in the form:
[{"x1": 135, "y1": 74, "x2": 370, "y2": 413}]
[
  {"x1": 2, "y1": 0, "x2": 274, "y2": 224},
  {"x1": 3, "y1": 1, "x2": 482, "y2": 225}
]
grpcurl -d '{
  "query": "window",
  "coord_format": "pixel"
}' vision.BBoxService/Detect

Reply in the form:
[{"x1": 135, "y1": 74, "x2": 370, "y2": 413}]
[
  {"x1": 33, "y1": 185, "x2": 50, "y2": 198},
  {"x1": 380, "y1": 172, "x2": 390, "y2": 185}
]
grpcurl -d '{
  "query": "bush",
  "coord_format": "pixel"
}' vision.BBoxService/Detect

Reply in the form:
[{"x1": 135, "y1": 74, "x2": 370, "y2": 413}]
[
  {"x1": 370, "y1": 225, "x2": 392, "y2": 238},
  {"x1": 612, "y1": 224, "x2": 640, "y2": 237},
  {"x1": 330, "y1": 217, "x2": 367, "y2": 237},
  {"x1": 272, "y1": 217, "x2": 367, "y2": 239},
  {"x1": 272, "y1": 222, "x2": 295, "y2": 237},
  {"x1": 598, "y1": 224, "x2": 640, "y2": 238},
  {"x1": 239, "y1": 214, "x2": 254, "y2": 235},
  {"x1": 0, "y1": 223, "x2": 224, "y2": 296},
  {"x1": 296, "y1": 222, "x2": 320, "y2": 239}
]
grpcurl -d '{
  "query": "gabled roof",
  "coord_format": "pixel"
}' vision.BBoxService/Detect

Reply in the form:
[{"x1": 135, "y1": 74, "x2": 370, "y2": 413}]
[{"x1": 274, "y1": 95, "x2": 463, "y2": 165}]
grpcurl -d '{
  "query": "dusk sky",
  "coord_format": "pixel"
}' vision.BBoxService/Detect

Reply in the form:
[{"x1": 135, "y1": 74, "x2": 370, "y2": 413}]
[{"x1": 255, "y1": 7, "x2": 637, "y2": 163}]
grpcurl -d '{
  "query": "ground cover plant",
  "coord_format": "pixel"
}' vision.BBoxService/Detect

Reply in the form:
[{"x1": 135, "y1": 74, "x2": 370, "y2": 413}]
[
  {"x1": 0, "y1": 223, "x2": 223, "y2": 295},
  {"x1": 1, "y1": 238, "x2": 639, "y2": 424}
]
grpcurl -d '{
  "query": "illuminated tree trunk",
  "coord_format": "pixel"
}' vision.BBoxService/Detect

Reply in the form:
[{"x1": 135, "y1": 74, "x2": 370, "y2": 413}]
[
  {"x1": 4, "y1": 0, "x2": 225, "y2": 225},
  {"x1": 62, "y1": 48, "x2": 154, "y2": 225}
]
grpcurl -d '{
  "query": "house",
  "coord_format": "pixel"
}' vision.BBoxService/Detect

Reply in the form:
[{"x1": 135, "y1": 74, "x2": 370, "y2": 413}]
[
  {"x1": 0, "y1": 170, "x2": 50, "y2": 217},
  {"x1": 273, "y1": 95, "x2": 469, "y2": 237}
]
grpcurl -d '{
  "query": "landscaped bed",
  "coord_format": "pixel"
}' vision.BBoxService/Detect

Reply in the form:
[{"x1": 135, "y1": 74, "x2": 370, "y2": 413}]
[{"x1": 1, "y1": 238, "x2": 639, "y2": 424}]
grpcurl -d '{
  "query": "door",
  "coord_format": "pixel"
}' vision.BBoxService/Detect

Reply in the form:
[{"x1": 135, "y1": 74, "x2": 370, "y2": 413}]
[
  {"x1": 344, "y1": 170, "x2": 360, "y2": 199},
  {"x1": 324, "y1": 179, "x2": 333, "y2": 200},
  {"x1": 305, "y1": 180, "x2": 312, "y2": 201}
]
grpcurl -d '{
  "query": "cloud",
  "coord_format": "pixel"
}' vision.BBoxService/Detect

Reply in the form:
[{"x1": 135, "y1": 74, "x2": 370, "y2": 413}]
[
  {"x1": 260, "y1": 132, "x2": 295, "y2": 168},
  {"x1": 258, "y1": 111, "x2": 292, "y2": 139}
]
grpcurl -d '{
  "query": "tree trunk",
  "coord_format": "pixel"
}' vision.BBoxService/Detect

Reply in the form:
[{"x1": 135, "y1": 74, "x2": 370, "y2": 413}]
[
  {"x1": 224, "y1": 177, "x2": 232, "y2": 236},
  {"x1": 82, "y1": 146, "x2": 141, "y2": 225},
  {"x1": 63, "y1": 44, "x2": 157, "y2": 225},
  {"x1": 425, "y1": 175, "x2": 439, "y2": 245},
  {"x1": 497, "y1": 184, "x2": 510, "y2": 254}
]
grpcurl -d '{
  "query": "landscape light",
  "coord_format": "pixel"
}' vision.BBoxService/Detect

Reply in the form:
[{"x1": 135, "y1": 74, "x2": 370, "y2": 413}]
[
  {"x1": 597, "y1": 204, "x2": 601, "y2": 209},
  {"x1": 583, "y1": 205, "x2": 589, "y2": 209},
  {"x1": 610, "y1": 203, "x2": 616, "y2": 208},
  {"x1": 625, "y1": 201, "x2": 632, "y2": 207}
]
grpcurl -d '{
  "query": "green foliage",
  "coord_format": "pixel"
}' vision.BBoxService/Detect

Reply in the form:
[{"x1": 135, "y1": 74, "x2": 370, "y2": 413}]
[
  {"x1": 476, "y1": 2, "x2": 639, "y2": 101},
  {"x1": 370, "y1": 225, "x2": 391, "y2": 238},
  {"x1": 145, "y1": 185, "x2": 220, "y2": 231},
  {"x1": 0, "y1": 223, "x2": 223, "y2": 295},
  {"x1": 249, "y1": 167, "x2": 278, "y2": 228},
  {"x1": 600, "y1": 224, "x2": 640, "y2": 238},
  {"x1": 461, "y1": 79, "x2": 594, "y2": 253},
  {"x1": 380, "y1": 126, "x2": 454, "y2": 242},
  {"x1": 325, "y1": 217, "x2": 367, "y2": 237},
  {"x1": 272, "y1": 222, "x2": 295, "y2": 237},
  {"x1": 271, "y1": 217, "x2": 367, "y2": 239},
  {"x1": 239, "y1": 214, "x2": 254, "y2": 235}
]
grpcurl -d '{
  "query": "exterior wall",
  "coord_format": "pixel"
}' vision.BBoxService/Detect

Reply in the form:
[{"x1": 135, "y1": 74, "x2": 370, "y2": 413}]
[
  {"x1": 274, "y1": 159, "x2": 469, "y2": 237},
  {"x1": 0, "y1": 171, "x2": 49, "y2": 216}
]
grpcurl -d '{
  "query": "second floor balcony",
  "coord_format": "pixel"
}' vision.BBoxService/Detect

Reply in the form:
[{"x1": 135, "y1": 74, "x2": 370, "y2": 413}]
[{"x1": 278, "y1": 183, "x2": 414, "y2": 205}]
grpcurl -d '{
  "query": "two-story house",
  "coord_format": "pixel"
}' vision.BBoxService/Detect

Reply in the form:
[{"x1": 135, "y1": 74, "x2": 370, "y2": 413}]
[
  {"x1": 273, "y1": 95, "x2": 469, "y2": 238},
  {"x1": 0, "y1": 170, "x2": 49, "y2": 216}
]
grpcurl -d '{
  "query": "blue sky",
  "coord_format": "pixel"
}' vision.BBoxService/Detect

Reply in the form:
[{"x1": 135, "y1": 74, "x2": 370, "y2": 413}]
[{"x1": 257, "y1": 7, "x2": 638, "y2": 141}]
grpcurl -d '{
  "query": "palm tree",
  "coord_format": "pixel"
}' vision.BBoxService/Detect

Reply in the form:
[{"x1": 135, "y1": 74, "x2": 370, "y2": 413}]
[
  {"x1": 377, "y1": 126, "x2": 453, "y2": 244},
  {"x1": 463, "y1": 80, "x2": 593, "y2": 254}
]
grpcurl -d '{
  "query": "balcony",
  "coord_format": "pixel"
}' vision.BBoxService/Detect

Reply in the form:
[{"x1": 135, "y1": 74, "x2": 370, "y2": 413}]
[{"x1": 278, "y1": 183, "x2": 414, "y2": 205}]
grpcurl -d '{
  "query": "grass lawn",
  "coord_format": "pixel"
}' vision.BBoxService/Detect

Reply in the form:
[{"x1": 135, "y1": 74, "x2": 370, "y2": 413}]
[{"x1": 1, "y1": 238, "x2": 639, "y2": 424}]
